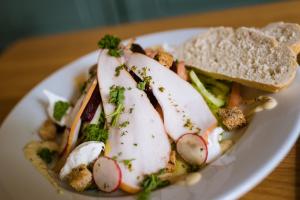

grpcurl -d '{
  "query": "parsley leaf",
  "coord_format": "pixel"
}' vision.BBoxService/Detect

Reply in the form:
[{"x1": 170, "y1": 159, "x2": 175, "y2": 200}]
[
  {"x1": 98, "y1": 35, "x2": 122, "y2": 57},
  {"x1": 37, "y1": 148, "x2": 56, "y2": 164},
  {"x1": 107, "y1": 85, "x2": 125, "y2": 126},
  {"x1": 83, "y1": 124, "x2": 108, "y2": 143},
  {"x1": 53, "y1": 101, "x2": 70, "y2": 121},
  {"x1": 137, "y1": 81, "x2": 146, "y2": 90},
  {"x1": 98, "y1": 34, "x2": 121, "y2": 50},
  {"x1": 138, "y1": 174, "x2": 170, "y2": 200}
]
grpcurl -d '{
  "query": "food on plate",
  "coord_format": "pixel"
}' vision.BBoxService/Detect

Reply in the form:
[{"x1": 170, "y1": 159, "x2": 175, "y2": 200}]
[
  {"x1": 179, "y1": 27, "x2": 298, "y2": 92},
  {"x1": 262, "y1": 22, "x2": 300, "y2": 54},
  {"x1": 24, "y1": 22, "x2": 298, "y2": 199}
]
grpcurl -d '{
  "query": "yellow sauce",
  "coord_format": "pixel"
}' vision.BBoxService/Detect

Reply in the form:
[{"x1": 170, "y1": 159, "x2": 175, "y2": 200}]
[{"x1": 23, "y1": 141, "x2": 63, "y2": 194}]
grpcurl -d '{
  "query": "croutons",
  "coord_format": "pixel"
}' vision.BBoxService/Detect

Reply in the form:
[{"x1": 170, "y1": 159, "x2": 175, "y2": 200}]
[
  {"x1": 39, "y1": 119, "x2": 57, "y2": 140},
  {"x1": 218, "y1": 107, "x2": 247, "y2": 130},
  {"x1": 154, "y1": 51, "x2": 174, "y2": 68},
  {"x1": 68, "y1": 164, "x2": 92, "y2": 192},
  {"x1": 166, "y1": 150, "x2": 176, "y2": 172}
]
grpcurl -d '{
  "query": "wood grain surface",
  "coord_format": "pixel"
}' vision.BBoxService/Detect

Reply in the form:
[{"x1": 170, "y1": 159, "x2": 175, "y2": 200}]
[{"x1": 0, "y1": 1, "x2": 299, "y2": 199}]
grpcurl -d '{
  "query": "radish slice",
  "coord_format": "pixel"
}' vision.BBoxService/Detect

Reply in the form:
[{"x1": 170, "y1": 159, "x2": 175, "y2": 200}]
[
  {"x1": 176, "y1": 133, "x2": 208, "y2": 165},
  {"x1": 93, "y1": 157, "x2": 122, "y2": 192}
]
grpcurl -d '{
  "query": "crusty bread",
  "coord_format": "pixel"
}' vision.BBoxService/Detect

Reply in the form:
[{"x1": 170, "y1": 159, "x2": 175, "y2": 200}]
[
  {"x1": 262, "y1": 22, "x2": 300, "y2": 54},
  {"x1": 180, "y1": 27, "x2": 298, "y2": 92}
]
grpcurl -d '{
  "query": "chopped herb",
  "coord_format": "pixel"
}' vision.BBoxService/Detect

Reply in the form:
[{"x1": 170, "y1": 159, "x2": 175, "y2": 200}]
[
  {"x1": 83, "y1": 124, "x2": 108, "y2": 143},
  {"x1": 97, "y1": 34, "x2": 122, "y2": 57},
  {"x1": 184, "y1": 119, "x2": 193, "y2": 130},
  {"x1": 137, "y1": 81, "x2": 146, "y2": 90},
  {"x1": 98, "y1": 34, "x2": 120, "y2": 50},
  {"x1": 138, "y1": 174, "x2": 170, "y2": 200},
  {"x1": 107, "y1": 85, "x2": 125, "y2": 126},
  {"x1": 37, "y1": 148, "x2": 56, "y2": 164},
  {"x1": 133, "y1": 143, "x2": 138, "y2": 147},
  {"x1": 115, "y1": 64, "x2": 126, "y2": 77},
  {"x1": 131, "y1": 66, "x2": 137, "y2": 71},
  {"x1": 108, "y1": 48, "x2": 122, "y2": 57},
  {"x1": 98, "y1": 110, "x2": 106, "y2": 128},
  {"x1": 151, "y1": 134, "x2": 155, "y2": 139},
  {"x1": 121, "y1": 142, "x2": 124, "y2": 145},
  {"x1": 158, "y1": 87, "x2": 165, "y2": 92},
  {"x1": 129, "y1": 107, "x2": 134, "y2": 113},
  {"x1": 118, "y1": 152, "x2": 122, "y2": 156},
  {"x1": 127, "y1": 87, "x2": 132, "y2": 90},
  {"x1": 119, "y1": 121, "x2": 130, "y2": 128},
  {"x1": 121, "y1": 131, "x2": 127, "y2": 136},
  {"x1": 122, "y1": 159, "x2": 135, "y2": 171},
  {"x1": 53, "y1": 101, "x2": 70, "y2": 121}
]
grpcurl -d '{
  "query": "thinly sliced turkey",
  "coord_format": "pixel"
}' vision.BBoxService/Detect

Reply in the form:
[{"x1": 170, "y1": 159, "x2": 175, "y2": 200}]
[
  {"x1": 126, "y1": 53, "x2": 217, "y2": 140},
  {"x1": 97, "y1": 49, "x2": 171, "y2": 192},
  {"x1": 54, "y1": 79, "x2": 98, "y2": 172}
]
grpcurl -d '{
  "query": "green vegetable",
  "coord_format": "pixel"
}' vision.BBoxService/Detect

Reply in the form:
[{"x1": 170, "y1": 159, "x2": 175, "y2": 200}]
[
  {"x1": 98, "y1": 34, "x2": 122, "y2": 57},
  {"x1": 53, "y1": 101, "x2": 70, "y2": 121},
  {"x1": 37, "y1": 148, "x2": 56, "y2": 164},
  {"x1": 107, "y1": 85, "x2": 125, "y2": 126},
  {"x1": 83, "y1": 124, "x2": 108, "y2": 143},
  {"x1": 98, "y1": 34, "x2": 121, "y2": 50},
  {"x1": 196, "y1": 73, "x2": 230, "y2": 94},
  {"x1": 115, "y1": 64, "x2": 127, "y2": 77},
  {"x1": 108, "y1": 49, "x2": 122, "y2": 57},
  {"x1": 98, "y1": 110, "x2": 106, "y2": 128},
  {"x1": 137, "y1": 81, "x2": 146, "y2": 90},
  {"x1": 189, "y1": 70, "x2": 225, "y2": 107},
  {"x1": 138, "y1": 174, "x2": 170, "y2": 200}
]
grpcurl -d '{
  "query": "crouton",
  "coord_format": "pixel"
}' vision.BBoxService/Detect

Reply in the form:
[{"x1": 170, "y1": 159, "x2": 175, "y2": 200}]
[
  {"x1": 155, "y1": 51, "x2": 174, "y2": 68},
  {"x1": 68, "y1": 164, "x2": 92, "y2": 192},
  {"x1": 218, "y1": 107, "x2": 247, "y2": 130},
  {"x1": 39, "y1": 119, "x2": 57, "y2": 140}
]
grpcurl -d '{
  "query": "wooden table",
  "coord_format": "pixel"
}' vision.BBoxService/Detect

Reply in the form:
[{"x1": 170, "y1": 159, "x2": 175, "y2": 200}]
[{"x1": 0, "y1": 1, "x2": 299, "y2": 199}]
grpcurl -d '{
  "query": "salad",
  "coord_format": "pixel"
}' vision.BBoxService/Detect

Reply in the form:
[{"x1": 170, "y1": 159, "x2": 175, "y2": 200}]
[{"x1": 24, "y1": 34, "x2": 277, "y2": 200}]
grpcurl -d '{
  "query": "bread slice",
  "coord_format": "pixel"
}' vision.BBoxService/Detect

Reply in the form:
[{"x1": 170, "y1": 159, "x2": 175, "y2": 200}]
[
  {"x1": 180, "y1": 27, "x2": 298, "y2": 92},
  {"x1": 262, "y1": 22, "x2": 300, "y2": 54}
]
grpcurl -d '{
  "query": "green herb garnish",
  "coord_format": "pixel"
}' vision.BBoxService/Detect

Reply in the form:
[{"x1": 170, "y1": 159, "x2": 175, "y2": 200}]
[
  {"x1": 98, "y1": 34, "x2": 121, "y2": 50},
  {"x1": 122, "y1": 158, "x2": 135, "y2": 171},
  {"x1": 37, "y1": 148, "x2": 56, "y2": 164},
  {"x1": 115, "y1": 64, "x2": 127, "y2": 77},
  {"x1": 158, "y1": 87, "x2": 165, "y2": 92},
  {"x1": 119, "y1": 121, "x2": 130, "y2": 128},
  {"x1": 53, "y1": 101, "x2": 70, "y2": 121},
  {"x1": 107, "y1": 85, "x2": 125, "y2": 126},
  {"x1": 98, "y1": 34, "x2": 122, "y2": 57},
  {"x1": 83, "y1": 124, "x2": 108, "y2": 143},
  {"x1": 138, "y1": 174, "x2": 170, "y2": 200},
  {"x1": 137, "y1": 81, "x2": 146, "y2": 90}
]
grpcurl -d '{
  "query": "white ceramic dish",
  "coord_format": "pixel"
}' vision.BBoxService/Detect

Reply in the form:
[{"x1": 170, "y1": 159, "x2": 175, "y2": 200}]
[{"x1": 0, "y1": 28, "x2": 300, "y2": 200}]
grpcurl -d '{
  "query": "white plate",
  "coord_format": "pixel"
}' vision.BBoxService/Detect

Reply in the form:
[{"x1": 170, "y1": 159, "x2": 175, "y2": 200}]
[{"x1": 0, "y1": 28, "x2": 300, "y2": 200}]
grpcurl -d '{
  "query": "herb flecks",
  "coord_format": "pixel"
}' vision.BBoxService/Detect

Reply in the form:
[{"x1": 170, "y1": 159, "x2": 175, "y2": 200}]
[
  {"x1": 119, "y1": 121, "x2": 130, "y2": 128},
  {"x1": 137, "y1": 81, "x2": 146, "y2": 90},
  {"x1": 138, "y1": 174, "x2": 170, "y2": 200},
  {"x1": 83, "y1": 124, "x2": 109, "y2": 143},
  {"x1": 115, "y1": 64, "x2": 127, "y2": 77},
  {"x1": 98, "y1": 34, "x2": 122, "y2": 57},
  {"x1": 184, "y1": 118, "x2": 193, "y2": 130},
  {"x1": 158, "y1": 87, "x2": 165, "y2": 92},
  {"x1": 53, "y1": 101, "x2": 70, "y2": 121},
  {"x1": 122, "y1": 159, "x2": 135, "y2": 171},
  {"x1": 107, "y1": 85, "x2": 125, "y2": 127},
  {"x1": 37, "y1": 148, "x2": 56, "y2": 164}
]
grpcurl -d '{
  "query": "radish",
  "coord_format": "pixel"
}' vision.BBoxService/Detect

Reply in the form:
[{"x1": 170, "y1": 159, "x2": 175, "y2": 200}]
[
  {"x1": 93, "y1": 157, "x2": 122, "y2": 192},
  {"x1": 176, "y1": 133, "x2": 208, "y2": 165}
]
